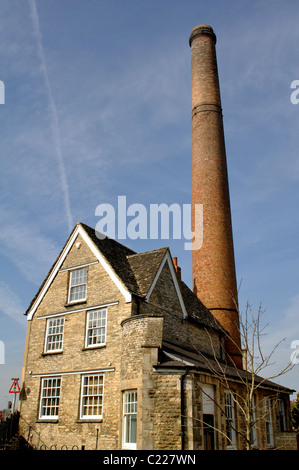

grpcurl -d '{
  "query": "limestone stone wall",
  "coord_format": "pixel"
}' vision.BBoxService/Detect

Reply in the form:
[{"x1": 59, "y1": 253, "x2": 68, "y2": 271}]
[{"x1": 19, "y1": 234, "x2": 131, "y2": 449}]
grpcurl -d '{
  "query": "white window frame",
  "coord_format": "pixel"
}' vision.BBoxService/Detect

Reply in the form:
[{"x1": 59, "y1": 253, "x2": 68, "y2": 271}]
[
  {"x1": 250, "y1": 395, "x2": 257, "y2": 448},
  {"x1": 44, "y1": 316, "x2": 65, "y2": 353},
  {"x1": 123, "y1": 390, "x2": 137, "y2": 450},
  {"x1": 265, "y1": 398, "x2": 274, "y2": 447},
  {"x1": 225, "y1": 391, "x2": 236, "y2": 449},
  {"x1": 68, "y1": 267, "x2": 87, "y2": 303},
  {"x1": 39, "y1": 377, "x2": 61, "y2": 419},
  {"x1": 85, "y1": 308, "x2": 107, "y2": 348},
  {"x1": 80, "y1": 374, "x2": 104, "y2": 419}
]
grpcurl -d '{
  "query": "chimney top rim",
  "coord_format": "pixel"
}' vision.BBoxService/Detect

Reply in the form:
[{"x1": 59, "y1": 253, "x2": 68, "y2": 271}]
[{"x1": 189, "y1": 24, "x2": 216, "y2": 46}]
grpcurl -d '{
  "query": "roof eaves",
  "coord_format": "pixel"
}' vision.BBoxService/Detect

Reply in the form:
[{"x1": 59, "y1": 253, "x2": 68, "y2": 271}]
[{"x1": 26, "y1": 222, "x2": 134, "y2": 319}]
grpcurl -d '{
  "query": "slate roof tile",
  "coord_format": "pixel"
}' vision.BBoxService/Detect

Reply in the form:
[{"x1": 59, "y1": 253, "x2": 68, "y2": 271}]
[{"x1": 157, "y1": 339, "x2": 295, "y2": 393}]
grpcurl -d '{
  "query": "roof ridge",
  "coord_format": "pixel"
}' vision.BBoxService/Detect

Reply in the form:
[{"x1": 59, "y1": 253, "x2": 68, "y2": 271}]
[{"x1": 126, "y1": 246, "x2": 169, "y2": 259}]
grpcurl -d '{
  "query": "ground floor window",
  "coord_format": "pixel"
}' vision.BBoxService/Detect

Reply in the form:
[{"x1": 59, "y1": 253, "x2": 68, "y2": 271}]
[
  {"x1": 250, "y1": 395, "x2": 257, "y2": 447},
  {"x1": 265, "y1": 398, "x2": 274, "y2": 446},
  {"x1": 80, "y1": 374, "x2": 104, "y2": 419},
  {"x1": 39, "y1": 377, "x2": 61, "y2": 419},
  {"x1": 123, "y1": 390, "x2": 137, "y2": 449},
  {"x1": 202, "y1": 384, "x2": 215, "y2": 450},
  {"x1": 225, "y1": 391, "x2": 236, "y2": 448},
  {"x1": 278, "y1": 399, "x2": 286, "y2": 431}
]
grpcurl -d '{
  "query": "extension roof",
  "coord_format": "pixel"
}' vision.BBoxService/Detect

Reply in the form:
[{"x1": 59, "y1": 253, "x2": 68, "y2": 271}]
[{"x1": 156, "y1": 339, "x2": 296, "y2": 394}]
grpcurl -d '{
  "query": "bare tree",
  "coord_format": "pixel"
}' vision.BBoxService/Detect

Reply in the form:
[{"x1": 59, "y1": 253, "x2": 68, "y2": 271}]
[{"x1": 190, "y1": 301, "x2": 296, "y2": 450}]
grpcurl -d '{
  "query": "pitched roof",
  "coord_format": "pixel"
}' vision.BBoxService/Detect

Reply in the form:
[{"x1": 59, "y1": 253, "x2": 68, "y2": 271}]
[
  {"x1": 82, "y1": 223, "x2": 222, "y2": 331},
  {"x1": 157, "y1": 339, "x2": 295, "y2": 394},
  {"x1": 26, "y1": 222, "x2": 136, "y2": 316},
  {"x1": 25, "y1": 222, "x2": 224, "y2": 333},
  {"x1": 81, "y1": 223, "x2": 171, "y2": 298},
  {"x1": 127, "y1": 248, "x2": 169, "y2": 297},
  {"x1": 179, "y1": 279, "x2": 223, "y2": 332},
  {"x1": 81, "y1": 223, "x2": 140, "y2": 295}
]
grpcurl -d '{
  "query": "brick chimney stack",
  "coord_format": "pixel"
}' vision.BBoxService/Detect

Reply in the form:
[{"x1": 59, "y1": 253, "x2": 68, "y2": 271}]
[
  {"x1": 189, "y1": 25, "x2": 242, "y2": 368},
  {"x1": 173, "y1": 257, "x2": 181, "y2": 280}
]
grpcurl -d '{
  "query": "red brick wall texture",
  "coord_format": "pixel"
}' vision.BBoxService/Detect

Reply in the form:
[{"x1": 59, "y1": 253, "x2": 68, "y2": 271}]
[{"x1": 190, "y1": 25, "x2": 242, "y2": 368}]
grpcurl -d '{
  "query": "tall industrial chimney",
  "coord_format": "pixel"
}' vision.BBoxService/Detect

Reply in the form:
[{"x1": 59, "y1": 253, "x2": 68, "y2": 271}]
[{"x1": 189, "y1": 25, "x2": 242, "y2": 368}]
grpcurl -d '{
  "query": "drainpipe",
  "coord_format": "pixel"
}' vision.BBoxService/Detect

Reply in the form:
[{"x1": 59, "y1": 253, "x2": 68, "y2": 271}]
[{"x1": 180, "y1": 369, "x2": 188, "y2": 450}]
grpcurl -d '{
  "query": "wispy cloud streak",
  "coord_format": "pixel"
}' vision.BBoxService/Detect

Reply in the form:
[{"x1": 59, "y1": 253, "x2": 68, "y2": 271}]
[
  {"x1": 0, "y1": 281, "x2": 26, "y2": 326},
  {"x1": 28, "y1": 0, "x2": 73, "y2": 232}
]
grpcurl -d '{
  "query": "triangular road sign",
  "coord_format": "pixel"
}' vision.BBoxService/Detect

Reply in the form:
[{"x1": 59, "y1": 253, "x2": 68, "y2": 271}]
[{"x1": 9, "y1": 380, "x2": 20, "y2": 393}]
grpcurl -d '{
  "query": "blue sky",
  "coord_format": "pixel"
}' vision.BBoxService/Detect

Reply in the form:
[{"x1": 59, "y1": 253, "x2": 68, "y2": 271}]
[{"x1": 1, "y1": 0, "x2": 299, "y2": 408}]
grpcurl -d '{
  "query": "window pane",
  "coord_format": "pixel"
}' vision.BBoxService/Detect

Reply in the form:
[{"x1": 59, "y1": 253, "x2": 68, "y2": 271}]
[
  {"x1": 265, "y1": 399, "x2": 273, "y2": 445},
  {"x1": 123, "y1": 390, "x2": 137, "y2": 448},
  {"x1": 40, "y1": 377, "x2": 61, "y2": 418},
  {"x1": 70, "y1": 268, "x2": 87, "y2": 287},
  {"x1": 125, "y1": 415, "x2": 137, "y2": 443},
  {"x1": 86, "y1": 309, "x2": 107, "y2": 346},
  {"x1": 225, "y1": 392, "x2": 236, "y2": 446},
  {"x1": 46, "y1": 317, "x2": 64, "y2": 351},
  {"x1": 69, "y1": 268, "x2": 87, "y2": 302},
  {"x1": 69, "y1": 284, "x2": 87, "y2": 302},
  {"x1": 81, "y1": 374, "x2": 104, "y2": 418}
]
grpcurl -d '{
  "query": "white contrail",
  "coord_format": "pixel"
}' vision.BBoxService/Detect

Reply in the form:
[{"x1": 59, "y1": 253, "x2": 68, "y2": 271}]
[
  {"x1": 0, "y1": 281, "x2": 26, "y2": 326},
  {"x1": 28, "y1": 0, "x2": 73, "y2": 232}
]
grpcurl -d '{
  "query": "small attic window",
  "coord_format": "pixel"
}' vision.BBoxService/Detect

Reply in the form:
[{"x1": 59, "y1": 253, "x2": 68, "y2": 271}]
[{"x1": 68, "y1": 267, "x2": 87, "y2": 303}]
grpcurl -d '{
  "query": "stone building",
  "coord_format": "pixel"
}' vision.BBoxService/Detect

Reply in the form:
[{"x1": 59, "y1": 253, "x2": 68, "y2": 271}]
[{"x1": 18, "y1": 25, "x2": 296, "y2": 450}]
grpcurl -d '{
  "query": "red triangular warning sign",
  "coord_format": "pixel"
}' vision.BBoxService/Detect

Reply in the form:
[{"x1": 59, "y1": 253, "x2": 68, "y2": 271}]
[{"x1": 9, "y1": 380, "x2": 20, "y2": 393}]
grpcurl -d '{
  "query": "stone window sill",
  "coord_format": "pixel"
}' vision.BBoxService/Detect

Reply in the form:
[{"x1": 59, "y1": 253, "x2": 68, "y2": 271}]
[
  {"x1": 81, "y1": 345, "x2": 106, "y2": 351},
  {"x1": 64, "y1": 300, "x2": 87, "y2": 308},
  {"x1": 36, "y1": 419, "x2": 59, "y2": 423},
  {"x1": 76, "y1": 419, "x2": 103, "y2": 423},
  {"x1": 41, "y1": 351, "x2": 63, "y2": 357}
]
